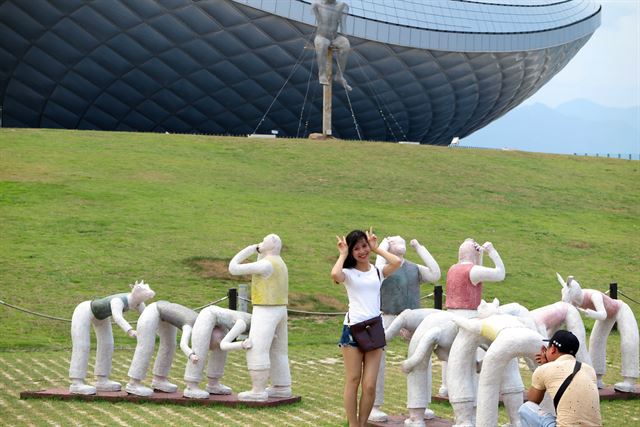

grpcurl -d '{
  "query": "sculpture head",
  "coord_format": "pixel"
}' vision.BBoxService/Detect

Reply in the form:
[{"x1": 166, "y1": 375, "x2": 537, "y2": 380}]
[
  {"x1": 387, "y1": 236, "x2": 406, "y2": 258},
  {"x1": 258, "y1": 234, "x2": 282, "y2": 257},
  {"x1": 477, "y1": 298, "x2": 500, "y2": 318},
  {"x1": 557, "y1": 273, "x2": 583, "y2": 306},
  {"x1": 458, "y1": 238, "x2": 482, "y2": 265},
  {"x1": 343, "y1": 229, "x2": 369, "y2": 269},
  {"x1": 129, "y1": 280, "x2": 155, "y2": 307}
]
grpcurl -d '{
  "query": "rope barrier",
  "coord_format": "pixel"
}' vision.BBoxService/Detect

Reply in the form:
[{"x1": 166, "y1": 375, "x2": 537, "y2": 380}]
[{"x1": 618, "y1": 290, "x2": 639, "y2": 306}]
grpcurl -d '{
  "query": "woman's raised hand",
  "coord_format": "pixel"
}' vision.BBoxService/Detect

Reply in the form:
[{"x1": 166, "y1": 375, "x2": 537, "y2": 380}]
[
  {"x1": 336, "y1": 235, "x2": 348, "y2": 255},
  {"x1": 366, "y1": 227, "x2": 378, "y2": 250}
]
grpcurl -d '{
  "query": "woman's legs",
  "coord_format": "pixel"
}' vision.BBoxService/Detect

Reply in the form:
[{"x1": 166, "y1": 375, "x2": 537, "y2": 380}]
[
  {"x1": 342, "y1": 346, "x2": 363, "y2": 427},
  {"x1": 359, "y1": 348, "x2": 383, "y2": 426}
]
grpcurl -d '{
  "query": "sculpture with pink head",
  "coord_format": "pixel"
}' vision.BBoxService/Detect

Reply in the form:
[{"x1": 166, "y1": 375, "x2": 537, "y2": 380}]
[{"x1": 558, "y1": 273, "x2": 638, "y2": 392}]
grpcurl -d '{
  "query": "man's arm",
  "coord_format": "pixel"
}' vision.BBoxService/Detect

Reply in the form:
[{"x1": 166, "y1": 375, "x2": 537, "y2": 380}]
[
  {"x1": 228, "y1": 244, "x2": 273, "y2": 277},
  {"x1": 469, "y1": 242, "x2": 505, "y2": 284},
  {"x1": 527, "y1": 386, "x2": 545, "y2": 404}
]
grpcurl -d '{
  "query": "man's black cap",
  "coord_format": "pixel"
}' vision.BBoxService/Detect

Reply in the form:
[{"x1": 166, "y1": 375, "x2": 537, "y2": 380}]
[{"x1": 544, "y1": 330, "x2": 579, "y2": 356}]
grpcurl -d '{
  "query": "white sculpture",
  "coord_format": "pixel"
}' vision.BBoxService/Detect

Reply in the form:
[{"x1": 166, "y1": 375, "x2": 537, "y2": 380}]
[
  {"x1": 69, "y1": 280, "x2": 155, "y2": 395},
  {"x1": 392, "y1": 310, "x2": 459, "y2": 427},
  {"x1": 126, "y1": 301, "x2": 198, "y2": 396},
  {"x1": 183, "y1": 306, "x2": 253, "y2": 398},
  {"x1": 453, "y1": 299, "x2": 544, "y2": 427},
  {"x1": 312, "y1": 0, "x2": 351, "y2": 90},
  {"x1": 558, "y1": 273, "x2": 638, "y2": 392},
  {"x1": 228, "y1": 234, "x2": 292, "y2": 401},
  {"x1": 370, "y1": 237, "x2": 441, "y2": 422}
]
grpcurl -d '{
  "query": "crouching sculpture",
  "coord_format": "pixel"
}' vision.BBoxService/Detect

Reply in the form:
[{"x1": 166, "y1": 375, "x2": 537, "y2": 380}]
[
  {"x1": 69, "y1": 280, "x2": 155, "y2": 395},
  {"x1": 559, "y1": 273, "x2": 638, "y2": 392},
  {"x1": 126, "y1": 301, "x2": 198, "y2": 396},
  {"x1": 183, "y1": 305, "x2": 252, "y2": 398},
  {"x1": 229, "y1": 234, "x2": 292, "y2": 401}
]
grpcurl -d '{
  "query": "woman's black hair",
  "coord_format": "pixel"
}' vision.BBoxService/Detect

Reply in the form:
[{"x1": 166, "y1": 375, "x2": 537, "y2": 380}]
[{"x1": 343, "y1": 229, "x2": 369, "y2": 269}]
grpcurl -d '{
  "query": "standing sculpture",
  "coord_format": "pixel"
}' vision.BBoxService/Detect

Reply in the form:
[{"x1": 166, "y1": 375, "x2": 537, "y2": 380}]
[
  {"x1": 370, "y1": 237, "x2": 441, "y2": 422},
  {"x1": 69, "y1": 280, "x2": 155, "y2": 395},
  {"x1": 312, "y1": 0, "x2": 351, "y2": 90},
  {"x1": 228, "y1": 234, "x2": 292, "y2": 401},
  {"x1": 558, "y1": 273, "x2": 638, "y2": 392},
  {"x1": 183, "y1": 306, "x2": 252, "y2": 398},
  {"x1": 126, "y1": 300, "x2": 198, "y2": 396}
]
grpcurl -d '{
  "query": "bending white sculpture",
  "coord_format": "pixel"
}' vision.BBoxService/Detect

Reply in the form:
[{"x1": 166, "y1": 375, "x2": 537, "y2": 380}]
[
  {"x1": 126, "y1": 301, "x2": 198, "y2": 396},
  {"x1": 183, "y1": 306, "x2": 252, "y2": 399},
  {"x1": 558, "y1": 273, "x2": 638, "y2": 392},
  {"x1": 453, "y1": 299, "x2": 544, "y2": 427},
  {"x1": 371, "y1": 236, "x2": 441, "y2": 422},
  {"x1": 69, "y1": 280, "x2": 155, "y2": 395},
  {"x1": 228, "y1": 234, "x2": 292, "y2": 401}
]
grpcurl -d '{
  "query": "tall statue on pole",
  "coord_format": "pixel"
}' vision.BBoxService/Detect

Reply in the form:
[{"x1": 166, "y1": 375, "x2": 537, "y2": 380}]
[{"x1": 312, "y1": 0, "x2": 351, "y2": 91}]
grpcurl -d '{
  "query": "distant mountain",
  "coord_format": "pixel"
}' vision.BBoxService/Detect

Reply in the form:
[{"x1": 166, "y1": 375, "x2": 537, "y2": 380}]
[{"x1": 462, "y1": 100, "x2": 639, "y2": 157}]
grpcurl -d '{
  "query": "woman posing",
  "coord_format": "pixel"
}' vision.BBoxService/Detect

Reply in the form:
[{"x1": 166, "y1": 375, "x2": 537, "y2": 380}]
[{"x1": 331, "y1": 228, "x2": 402, "y2": 427}]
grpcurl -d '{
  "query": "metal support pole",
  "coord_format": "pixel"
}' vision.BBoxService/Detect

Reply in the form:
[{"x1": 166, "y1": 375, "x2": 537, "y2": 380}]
[
  {"x1": 322, "y1": 48, "x2": 332, "y2": 137},
  {"x1": 228, "y1": 288, "x2": 237, "y2": 311},
  {"x1": 434, "y1": 285, "x2": 443, "y2": 310}
]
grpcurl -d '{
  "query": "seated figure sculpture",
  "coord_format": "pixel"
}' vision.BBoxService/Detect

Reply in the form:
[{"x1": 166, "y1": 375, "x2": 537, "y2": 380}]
[
  {"x1": 311, "y1": 0, "x2": 352, "y2": 91},
  {"x1": 452, "y1": 299, "x2": 544, "y2": 427},
  {"x1": 558, "y1": 273, "x2": 638, "y2": 392},
  {"x1": 183, "y1": 305, "x2": 252, "y2": 398},
  {"x1": 126, "y1": 301, "x2": 199, "y2": 396},
  {"x1": 370, "y1": 236, "x2": 441, "y2": 422},
  {"x1": 69, "y1": 280, "x2": 155, "y2": 395},
  {"x1": 228, "y1": 234, "x2": 292, "y2": 401}
]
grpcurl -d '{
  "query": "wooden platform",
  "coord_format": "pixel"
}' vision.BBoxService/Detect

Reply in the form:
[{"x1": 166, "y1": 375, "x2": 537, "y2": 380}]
[
  {"x1": 431, "y1": 386, "x2": 638, "y2": 403},
  {"x1": 20, "y1": 388, "x2": 301, "y2": 407},
  {"x1": 368, "y1": 415, "x2": 452, "y2": 427}
]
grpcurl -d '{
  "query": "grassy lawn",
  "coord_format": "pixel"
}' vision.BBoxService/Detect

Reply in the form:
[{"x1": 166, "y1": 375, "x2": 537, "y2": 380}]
[{"x1": 0, "y1": 128, "x2": 638, "y2": 425}]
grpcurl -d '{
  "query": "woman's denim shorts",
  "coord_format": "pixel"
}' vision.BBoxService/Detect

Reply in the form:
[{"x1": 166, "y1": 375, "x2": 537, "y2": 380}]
[{"x1": 338, "y1": 324, "x2": 358, "y2": 348}]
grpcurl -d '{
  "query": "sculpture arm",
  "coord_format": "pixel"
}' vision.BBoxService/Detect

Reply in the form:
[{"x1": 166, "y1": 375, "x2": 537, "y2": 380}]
[
  {"x1": 411, "y1": 239, "x2": 441, "y2": 283},
  {"x1": 339, "y1": 3, "x2": 348, "y2": 33},
  {"x1": 136, "y1": 302, "x2": 146, "y2": 314},
  {"x1": 219, "y1": 319, "x2": 251, "y2": 351},
  {"x1": 578, "y1": 292, "x2": 608, "y2": 321},
  {"x1": 311, "y1": 2, "x2": 320, "y2": 24},
  {"x1": 180, "y1": 324, "x2": 195, "y2": 359},
  {"x1": 110, "y1": 299, "x2": 135, "y2": 336},
  {"x1": 469, "y1": 243, "x2": 505, "y2": 284},
  {"x1": 374, "y1": 238, "x2": 390, "y2": 270},
  {"x1": 228, "y1": 244, "x2": 273, "y2": 277}
]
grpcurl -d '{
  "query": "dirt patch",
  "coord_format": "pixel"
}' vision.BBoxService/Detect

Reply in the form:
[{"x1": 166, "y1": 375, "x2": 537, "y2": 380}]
[
  {"x1": 183, "y1": 257, "x2": 251, "y2": 282},
  {"x1": 288, "y1": 292, "x2": 344, "y2": 312},
  {"x1": 567, "y1": 241, "x2": 592, "y2": 249}
]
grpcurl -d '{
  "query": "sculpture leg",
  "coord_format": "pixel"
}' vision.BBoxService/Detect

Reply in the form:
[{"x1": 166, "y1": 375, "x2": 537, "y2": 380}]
[
  {"x1": 589, "y1": 317, "x2": 615, "y2": 387},
  {"x1": 184, "y1": 307, "x2": 216, "y2": 398},
  {"x1": 370, "y1": 314, "x2": 395, "y2": 422},
  {"x1": 447, "y1": 329, "x2": 480, "y2": 427},
  {"x1": 206, "y1": 327, "x2": 232, "y2": 395},
  {"x1": 614, "y1": 305, "x2": 639, "y2": 392},
  {"x1": 126, "y1": 303, "x2": 160, "y2": 396},
  {"x1": 94, "y1": 318, "x2": 120, "y2": 391},
  {"x1": 332, "y1": 36, "x2": 352, "y2": 91},
  {"x1": 314, "y1": 36, "x2": 330, "y2": 86},
  {"x1": 267, "y1": 307, "x2": 292, "y2": 397},
  {"x1": 69, "y1": 301, "x2": 96, "y2": 394},
  {"x1": 151, "y1": 321, "x2": 178, "y2": 392},
  {"x1": 405, "y1": 326, "x2": 441, "y2": 425}
]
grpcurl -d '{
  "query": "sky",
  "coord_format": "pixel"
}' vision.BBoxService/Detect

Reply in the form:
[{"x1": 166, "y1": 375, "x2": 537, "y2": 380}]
[{"x1": 524, "y1": 0, "x2": 639, "y2": 108}]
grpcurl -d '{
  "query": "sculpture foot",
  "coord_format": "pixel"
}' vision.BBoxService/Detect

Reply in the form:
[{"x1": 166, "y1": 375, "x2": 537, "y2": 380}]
[
  {"x1": 125, "y1": 382, "x2": 154, "y2": 397},
  {"x1": 437, "y1": 386, "x2": 449, "y2": 398},
  {"x1": 613, "y1": 381, "x2": 637, "y2": 393},
  {"x1": 368, "y1": 407, "x2": 388, "y2": 422},
  {"x1": 151, "y1": 379, "x2": 178, "y2": 393},
  {"x1": 69, "y1": 383, "x2": 96, "y2": 395},
  {"x1": 238, "y1": 390, "x2": 268, "y2": 402},
  {"x1": 183, "y1": 387, "x2": 209, "y2": 399},
  {"x1": 319, "y1": 76, "x2": 330, "y2": 86},
  {"x1": 266, "y1": 386, "x2": 292, "y2": 398},
  {"x1": 424, "y1": 408, "x2": 436, "y2": 420},
  {"x1": 95, "y1": 379, "x2": 121, "y2": 392},
  {"x1": 334, "y1": 76, "x2": 352, "y2": 92},
  {"x1": 404, "y1": 417, "x2": 425, "y2": 427},
  {"x1": 206, "y1": 383, "x2": 233, "y2": 395},
  {"x1": 596, "y1": 378, "x2": 605, "y2": 389}
]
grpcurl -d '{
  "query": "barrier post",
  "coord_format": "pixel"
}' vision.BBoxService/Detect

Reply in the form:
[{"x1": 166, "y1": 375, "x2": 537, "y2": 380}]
[
  {"x1": 228, "y1": 288, "x2": 237, "y2": 311},
  {"x1": 434, "y1": 285, "x2": 443, "y2": 310}
]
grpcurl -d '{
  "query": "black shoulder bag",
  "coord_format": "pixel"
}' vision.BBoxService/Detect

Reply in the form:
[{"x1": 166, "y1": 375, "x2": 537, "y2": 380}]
[{"x1": 553, "y1": 361, "x2": 582, "y2": 410}]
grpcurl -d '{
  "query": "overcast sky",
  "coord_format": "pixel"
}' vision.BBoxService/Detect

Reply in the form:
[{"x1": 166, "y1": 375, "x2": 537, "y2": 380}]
[{"x1": 524, "y1": 0, "x2": 640, "y2": 108}]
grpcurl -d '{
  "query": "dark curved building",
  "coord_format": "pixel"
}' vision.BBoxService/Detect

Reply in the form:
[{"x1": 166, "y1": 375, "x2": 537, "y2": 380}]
[{"x1": 0, "y1": 0, "x2": 601, "y2": 144}]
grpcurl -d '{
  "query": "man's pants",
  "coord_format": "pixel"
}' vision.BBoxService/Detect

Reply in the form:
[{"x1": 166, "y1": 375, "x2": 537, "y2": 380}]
[{"x1": 518, "y1": 402, "x2": 556, "y2": 427}]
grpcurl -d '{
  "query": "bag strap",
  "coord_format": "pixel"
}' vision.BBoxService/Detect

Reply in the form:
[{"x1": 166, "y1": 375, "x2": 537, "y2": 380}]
[{"x1": 553, "y1": 361, "x2": 581, "y2": 410}]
